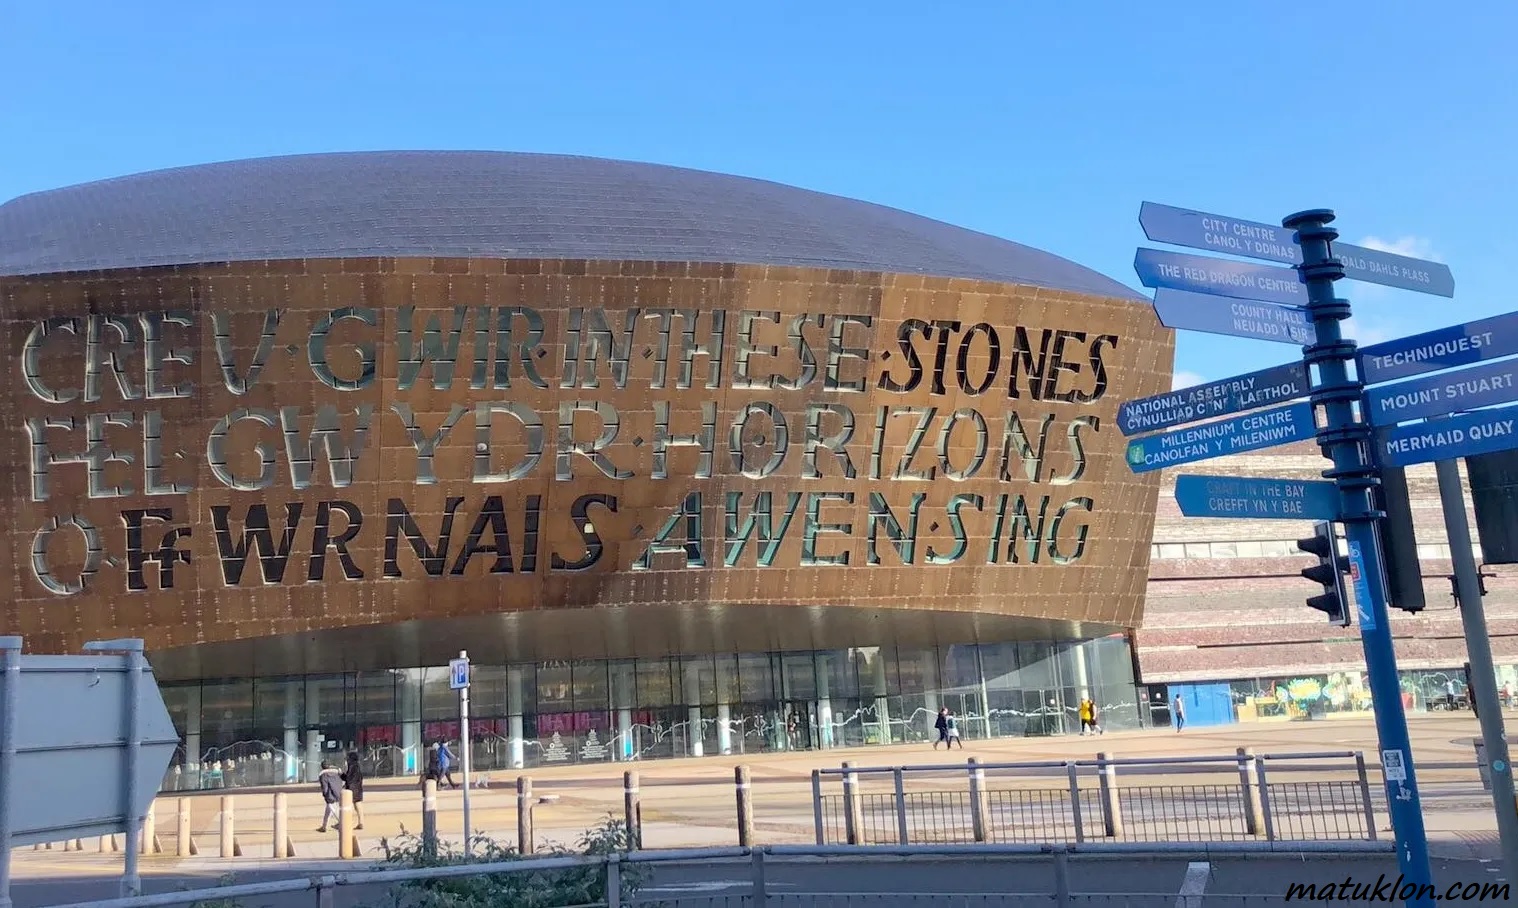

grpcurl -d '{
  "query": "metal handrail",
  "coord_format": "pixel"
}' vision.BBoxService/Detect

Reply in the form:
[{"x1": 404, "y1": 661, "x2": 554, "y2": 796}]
[
  {"x1": 815, "y1": 750, "x2": 1361, "y2": 776},
  {"x1": 48, "y1": 841, "x2": 1396, "y2": 908}
]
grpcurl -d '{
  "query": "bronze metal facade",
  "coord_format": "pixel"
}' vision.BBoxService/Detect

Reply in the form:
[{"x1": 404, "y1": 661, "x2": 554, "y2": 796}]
[{"x1": 0, "y1": 258, "x2": 1174, "y2": 677}]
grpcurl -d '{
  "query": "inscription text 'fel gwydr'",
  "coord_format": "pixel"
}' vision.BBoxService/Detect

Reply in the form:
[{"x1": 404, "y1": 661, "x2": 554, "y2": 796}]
[{"x1": 15, "y1": 305, "x2": 1123, "y2": 596}]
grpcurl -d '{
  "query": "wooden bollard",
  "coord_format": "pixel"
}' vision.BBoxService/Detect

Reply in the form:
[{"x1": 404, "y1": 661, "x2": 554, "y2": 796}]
[
  {"x1": 339, "y1": 789, "x2": 357, "y2": 859},
  {"x1": 273, "y1": 792, "x2": 290, "y2": 858},
  {"x1": 516, "y1": 776, "x2": 533, "y2": 855},
  {"x1": 421, "y1": 779, "x2": 438, "y2": 858},
  {"x1": 1097, "y1": 752, "x2": 1122, "y2": 838},
  {"x1": 1238, "y1": 747, "x2": 1265, "y2": 836},
  {"x1": 842, "y1": 761, "x2": 863, "y2": 845},
  {"x1": 141, "y1": 802, "x2": 162, "y2": 854},
  {"x1": 177, "y1": 799, "x2": 196, "y2": 856},
  {"x1": 219, "y1": 795, "x2": 242, "y2": 857},
  {"x1": 623, "y1": 771, "x2": 642, "y2": 850},
  {"x1": 735, "y1": 765, "x2": 754, "y2": 847},
  {"x1": 968, "y1": 758, "x2": 989, "y2": 843}
]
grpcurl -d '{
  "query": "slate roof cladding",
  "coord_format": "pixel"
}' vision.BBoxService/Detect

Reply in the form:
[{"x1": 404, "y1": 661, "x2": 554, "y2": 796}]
[{"x1": 0, "y1": 150, "x2": 1140, "y2": 299}]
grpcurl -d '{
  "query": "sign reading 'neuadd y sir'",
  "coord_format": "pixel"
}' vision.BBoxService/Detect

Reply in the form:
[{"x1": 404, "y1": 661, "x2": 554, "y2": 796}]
[
  {"x1": 1153, "y1": 289, "x2": 1315, "y2": 346},
  {"x1": 1117, "y1": 361, "x2": 1310, "y2": 437}
]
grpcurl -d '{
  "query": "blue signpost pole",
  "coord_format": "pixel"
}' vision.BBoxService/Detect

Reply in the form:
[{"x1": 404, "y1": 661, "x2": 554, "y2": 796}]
[{"x1": 1287, "y1": 209, "x2": 1435, "y2": 905}]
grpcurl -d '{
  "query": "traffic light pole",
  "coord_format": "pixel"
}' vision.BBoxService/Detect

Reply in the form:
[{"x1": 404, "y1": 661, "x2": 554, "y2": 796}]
[
  {"x1": 1287, "y1": 209, "x2": 1436, "y2": 906},
  {"x1": 1435, "y1": 458, "x2": 1518, "y2": 882}
]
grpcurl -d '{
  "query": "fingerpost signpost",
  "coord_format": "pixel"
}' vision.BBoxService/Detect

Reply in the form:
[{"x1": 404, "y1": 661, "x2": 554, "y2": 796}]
[{"x1": 1122, "y1": 200, "x2": 1486, "y2": 906}]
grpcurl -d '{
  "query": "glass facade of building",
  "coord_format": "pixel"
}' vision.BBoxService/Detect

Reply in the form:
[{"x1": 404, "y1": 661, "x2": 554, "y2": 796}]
[{"x1": 159, "y1": 634, "x2": 1141, "y2": 791}]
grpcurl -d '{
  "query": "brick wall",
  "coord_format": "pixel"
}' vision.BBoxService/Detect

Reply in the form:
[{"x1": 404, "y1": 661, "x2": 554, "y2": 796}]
[{"x1": 1136, "y1": 445, "x2": 1518, "y2": 682}]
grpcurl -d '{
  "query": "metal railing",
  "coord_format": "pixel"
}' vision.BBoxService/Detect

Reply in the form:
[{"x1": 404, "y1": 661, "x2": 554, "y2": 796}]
[
  {"x1": 48, "y1": 842, "x2": 1392, "y2": 908},
  {"x1": 811, "y1": 750, "x2": 1378, "y2": 846}
]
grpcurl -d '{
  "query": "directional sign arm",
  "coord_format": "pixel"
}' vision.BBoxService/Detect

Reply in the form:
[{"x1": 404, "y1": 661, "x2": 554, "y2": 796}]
[{"x1": 1139, "y1": 201, "x2": 1454, "y2": 297}]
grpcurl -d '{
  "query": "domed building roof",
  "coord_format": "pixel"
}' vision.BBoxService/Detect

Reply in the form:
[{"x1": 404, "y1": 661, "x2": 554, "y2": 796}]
[{"x1": 0, "y1": 150, "x2": 1139, "y2": 298}]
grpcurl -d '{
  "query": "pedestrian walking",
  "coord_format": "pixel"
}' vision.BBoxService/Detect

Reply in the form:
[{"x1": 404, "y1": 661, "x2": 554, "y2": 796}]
[
  {"x1": 1172, "y1": 696, "x2": 1186, "y2": 732},
  {"x1": 1079, "y1": 696, "x2": 1103, "y2": 735},
  {"x1": 341, "y1": 751, "x2": 365, "y2": 830},
  {"x1": 932, "y1": 707, "x2": 950, "y2": 749},
  {"x1": 317, "y1": 760, "x2": 342, "y2": 832},
  {"x1": 438, "y1": 739, "x2": 457, "y2": 788},
  {"x1": 945, "y1": 711, "x2": 964, "y2": 750}
]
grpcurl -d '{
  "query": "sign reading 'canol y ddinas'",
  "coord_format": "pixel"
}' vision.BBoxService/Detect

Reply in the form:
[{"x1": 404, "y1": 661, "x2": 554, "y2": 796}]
[{"x1": 13, "y1": 300, "x2": 1132, "y2": 598}]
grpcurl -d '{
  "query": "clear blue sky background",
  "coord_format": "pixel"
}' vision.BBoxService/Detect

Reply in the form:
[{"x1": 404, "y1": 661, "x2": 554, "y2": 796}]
[{"x1": 3, "y1": 1, "x2": 1513, "y2": 387}]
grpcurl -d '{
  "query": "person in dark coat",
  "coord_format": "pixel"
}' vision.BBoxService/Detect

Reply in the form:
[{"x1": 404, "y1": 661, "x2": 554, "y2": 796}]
[
  {"x1": 317, "y1": 761, "x2": 342, "y2": 832},
  {"x1": 932, "y1": 707, "x2": 950, "y2": 749},
  {"x1": 341, "y1": 751, "x2": 365, "y2": 830}
]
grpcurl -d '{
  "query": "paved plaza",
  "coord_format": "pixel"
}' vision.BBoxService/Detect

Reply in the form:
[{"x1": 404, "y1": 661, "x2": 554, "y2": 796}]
[{"x1": 10, "y1": 711, "x2": 1511, "y2": 883}]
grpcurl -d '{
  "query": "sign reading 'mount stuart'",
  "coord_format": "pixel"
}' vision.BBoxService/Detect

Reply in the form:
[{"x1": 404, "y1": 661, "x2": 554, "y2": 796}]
[{"x1": 1364, "y1": 358, "x2": 1518, "y2": 427}]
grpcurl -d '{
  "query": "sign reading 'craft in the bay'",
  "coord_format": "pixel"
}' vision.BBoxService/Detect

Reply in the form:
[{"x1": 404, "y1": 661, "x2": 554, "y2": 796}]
[
  {"x1": 1116, "y1": 360, "x2": 1309, "y2": 437},
  {"x1": 1153, "y1": 289, "x2": 1315, "y2": 346},
  {"x1": 1365, "y1": 358, "x2": 1518, "y2": 427},
  {"x1": 1173, "y1": 474, "x2": 1339, "y2": 521},
  {"x1": 1377, "y1": 406, "x2": 1518, "y2": 468},
  {"x1": 1124, "y1": 401, "x2": 1317, "y2": 474}
]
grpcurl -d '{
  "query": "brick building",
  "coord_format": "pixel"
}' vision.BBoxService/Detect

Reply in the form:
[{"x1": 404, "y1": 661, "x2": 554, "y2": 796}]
[{"x1": 1137, "y1": 442, "x2": 1518, "y2": 725}]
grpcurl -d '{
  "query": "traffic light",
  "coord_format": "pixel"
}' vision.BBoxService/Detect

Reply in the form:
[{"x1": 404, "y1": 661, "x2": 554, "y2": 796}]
[
  {"x1": 1377, "y1": 466, "x2": 1426, "y2": 612},
  {"x1": 1297, "y1": 521, "x2": 1350, "y2": 626}
]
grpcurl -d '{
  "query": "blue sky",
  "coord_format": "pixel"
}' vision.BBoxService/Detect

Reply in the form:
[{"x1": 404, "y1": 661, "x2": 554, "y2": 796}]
[{"x1": 3, "y1": 1, "x2": 1513, "y2": 387}]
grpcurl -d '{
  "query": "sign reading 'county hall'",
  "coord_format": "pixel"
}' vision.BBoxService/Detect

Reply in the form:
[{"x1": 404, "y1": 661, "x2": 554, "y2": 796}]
[{"x1": 4, "y1": 278, "x2": 1160, "y2": 605}]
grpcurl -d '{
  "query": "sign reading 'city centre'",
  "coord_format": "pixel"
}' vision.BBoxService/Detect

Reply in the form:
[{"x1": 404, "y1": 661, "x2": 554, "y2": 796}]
[
  {"x1": 13, "y1": 304, "x2": 1135, "y2": 597},
  {"x1": 1137, "y1": 201, "x2": 1457, "y2": 297}
]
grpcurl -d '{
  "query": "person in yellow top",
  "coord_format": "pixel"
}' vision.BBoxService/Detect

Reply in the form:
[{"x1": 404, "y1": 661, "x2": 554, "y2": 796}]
[{"x1": 1078, "y1": 696, "x2": 1103, "y2": 736}]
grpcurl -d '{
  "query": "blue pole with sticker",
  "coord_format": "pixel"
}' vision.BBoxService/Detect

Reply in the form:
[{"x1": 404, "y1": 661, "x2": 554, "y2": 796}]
[{"x1": 1287, "y1": 209, "x2": 1435, "y2": 906}]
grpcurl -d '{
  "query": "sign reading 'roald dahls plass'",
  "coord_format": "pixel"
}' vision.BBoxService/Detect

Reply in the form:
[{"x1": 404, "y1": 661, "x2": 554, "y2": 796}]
[{"x1": 13, "y1": 304, "x2": 1146, "y2": 597}]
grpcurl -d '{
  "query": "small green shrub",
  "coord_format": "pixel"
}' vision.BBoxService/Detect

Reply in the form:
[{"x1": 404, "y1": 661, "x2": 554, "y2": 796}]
[
  {"x1": 183, "y1": 872, "x2": 242, "y2": 908},
  {"x1": 364, "y1": 815, "x2": 647, "y2": 908}
]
